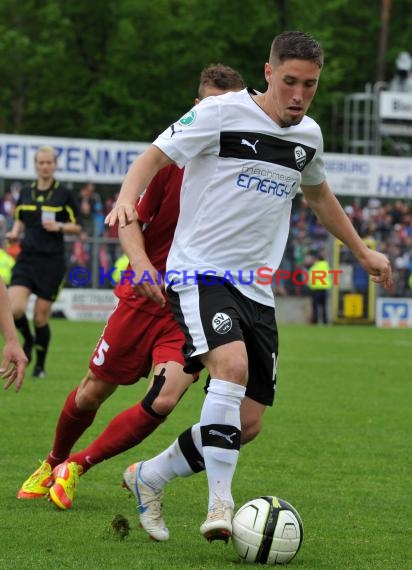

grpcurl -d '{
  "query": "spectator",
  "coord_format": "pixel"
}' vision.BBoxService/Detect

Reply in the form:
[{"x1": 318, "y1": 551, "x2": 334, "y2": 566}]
[
  {"x1": 112, "y1": 252, "x2": 129, "y2": 284},
  {"x1": 281, "y1": 196, "x2": 411, "y2": 299},
  {"x1": 0, "y1": 244, "x2": 15, "y2": 285},
  {"x1": 0, "y1": 190, "x2": 16, "y2": 231},
  {"x1": 78, "y1": 182, "x2": 103, "y2": 237},
  {"x1": 308, "y1": 251, "x2": 332, "y2": 324},
  {"x1": 70, "y1": 230, "x2": 90, "y2": 269},
  {"x1": 104, "y1": 191, "x2": 121, "y2": 266}
]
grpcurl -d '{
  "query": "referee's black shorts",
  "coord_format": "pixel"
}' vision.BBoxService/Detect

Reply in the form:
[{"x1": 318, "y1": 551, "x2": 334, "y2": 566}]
[
  {"x1": 167, "y1": 275, "x2": 278, "y2": 406},
  {"x1": 10, "y1": 252, "x2": 66, "y2": 302}
]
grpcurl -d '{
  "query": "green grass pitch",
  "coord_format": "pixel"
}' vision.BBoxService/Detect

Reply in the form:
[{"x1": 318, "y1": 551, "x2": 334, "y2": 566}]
[{"x1": 1, "y1": 320, "x2": 411, "y2": 569}]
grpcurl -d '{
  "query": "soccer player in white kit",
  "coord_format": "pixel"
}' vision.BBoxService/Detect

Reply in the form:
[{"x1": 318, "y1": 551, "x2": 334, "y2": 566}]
[{"x1": 106, "y1": 31, "x2": 393, "y2": 542}]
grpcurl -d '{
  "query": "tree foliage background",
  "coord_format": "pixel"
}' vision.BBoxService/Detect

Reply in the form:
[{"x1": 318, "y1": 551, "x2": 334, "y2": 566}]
[{"x1": 1, "y1": 0, "x2": 411, "y2": 150}]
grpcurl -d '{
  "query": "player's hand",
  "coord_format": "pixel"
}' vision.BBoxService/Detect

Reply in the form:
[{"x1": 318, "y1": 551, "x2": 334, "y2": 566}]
[
  {"x1": 359, "y1": 250, "x2": 393, "y2": 291},
  {"x1": 130, "y1": 259, "x2": 166, "y2": 308},
  {"x1": 1, "y1": 340, "x2": 28, "y2": 392},
  {"x1": 105, "y1": 203, "x2": 137, "y2": 228}
]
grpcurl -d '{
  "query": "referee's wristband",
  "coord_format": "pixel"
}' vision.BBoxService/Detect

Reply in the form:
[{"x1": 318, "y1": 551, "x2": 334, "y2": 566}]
[{"x1": 59, "y1": 222, "x2": 64, "y2": 233}]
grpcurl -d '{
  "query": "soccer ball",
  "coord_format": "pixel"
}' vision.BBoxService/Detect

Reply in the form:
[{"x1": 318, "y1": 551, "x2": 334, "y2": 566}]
[{"x1": 232, "y1": 496, "x2": 303, "y2": 564}]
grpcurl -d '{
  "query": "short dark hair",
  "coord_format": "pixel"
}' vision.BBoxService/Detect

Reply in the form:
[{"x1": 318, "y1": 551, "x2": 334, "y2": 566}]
[
  {"x1": 198, "y1": 64, "x2": 245, "y2": 98},
  {"x1": 269, "y1": 31, "x2": 323, "y2": 69}
]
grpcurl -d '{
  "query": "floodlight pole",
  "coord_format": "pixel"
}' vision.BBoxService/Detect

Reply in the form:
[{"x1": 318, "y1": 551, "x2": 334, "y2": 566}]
[{"x1": 376, "y1": 0, "x2": 392, "y2": 82}]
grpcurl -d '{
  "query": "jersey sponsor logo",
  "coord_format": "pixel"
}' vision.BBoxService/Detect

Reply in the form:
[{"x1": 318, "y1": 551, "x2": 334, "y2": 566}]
[
  {"x1": 294, "y1": 145, "x2": 307, "y2": 170},
  {"x1": 178, "y1": 109, "x2": 197, "y2": 126},
  {"x1": 241, "y1": 138, "x2": 259, "y2": 154},
  {"x1": 236, "y1": 173, "x2": 297, "y2": 198},
  {"x1": 212, "y1": 312, "x2": 232, "y2": 334}
]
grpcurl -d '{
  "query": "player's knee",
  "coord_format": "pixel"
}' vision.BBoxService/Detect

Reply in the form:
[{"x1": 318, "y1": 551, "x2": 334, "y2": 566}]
[
  {"x1": 150, "y1": 392, "x2": 179, "y2": 416},
  {"x1": 212, "y1": 357, "x2": 248, "y2": 384},
  {"x1": 230, "y1": 361, "x2": 248, "y2": 384},
  {"x1": 33, "y1": 316, "x2": 48, "y2": 328},
  {"x1": 33, "y1": 304, "x2": 51, "y2": 326},
  {"x1": 12, "y1": 305, "x2": 27, "y2": 320},
  {"x1": 142, "y1": 368, "x2": 182, "y2": 417},
  {"x1": 205, "y1": 343, "x2": 248, "y2": 384}
]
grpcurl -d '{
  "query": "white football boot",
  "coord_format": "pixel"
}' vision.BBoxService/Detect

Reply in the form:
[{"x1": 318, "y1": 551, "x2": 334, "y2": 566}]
[
  {"x1": 123, "y1": 461, "x2": 169, "y2": 541},
  {"x1": 200, "y1": 499, "x2": 233, "y2": 542}
]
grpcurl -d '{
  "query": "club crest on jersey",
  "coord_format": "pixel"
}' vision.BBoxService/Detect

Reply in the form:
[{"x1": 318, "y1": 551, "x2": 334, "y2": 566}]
[
  {"x1": 294, "y1": 146, "x2": 307, "y2": 170},
  {"x1": 178, "y1": 109, "x2": 197, "y2": 127},
  {"x1": 212, "y1": 312, "x2": 232, "y2": 334}
]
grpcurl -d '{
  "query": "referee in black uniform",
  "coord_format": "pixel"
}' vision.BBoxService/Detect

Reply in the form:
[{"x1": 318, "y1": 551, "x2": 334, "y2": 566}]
[{"x1": 7, "y1": 146, "x2": 81, "y2": 377}]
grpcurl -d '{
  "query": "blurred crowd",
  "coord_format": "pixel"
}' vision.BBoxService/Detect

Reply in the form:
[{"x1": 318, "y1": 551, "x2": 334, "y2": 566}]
[
  {"x1": 1, "y1": 182, "x2": 411, "y2": 296},
  {"x1": 283, "y1": 196, "x2": 412, "y2": 297},
  {"x1": 68, "y1": 182, "x2": 122, "y2": 275}
]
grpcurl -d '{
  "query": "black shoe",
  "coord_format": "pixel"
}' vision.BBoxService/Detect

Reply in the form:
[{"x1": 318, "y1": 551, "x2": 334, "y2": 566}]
[
  {"x1": 23, "y1": 338, "x2": 34, "y2": 364},
  {"x1": 32, "y1": 366, "x2": 46, "y2": 378}
]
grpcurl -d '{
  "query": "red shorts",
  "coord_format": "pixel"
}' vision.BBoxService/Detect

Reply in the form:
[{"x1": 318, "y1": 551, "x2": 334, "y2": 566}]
[{"x1": 89, "y1": 300, "x2": 185, "y2": 385}]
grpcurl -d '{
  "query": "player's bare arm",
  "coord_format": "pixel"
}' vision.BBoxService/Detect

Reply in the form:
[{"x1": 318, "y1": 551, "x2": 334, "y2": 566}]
[
  {"x1": 302, "y1": 181, "x2": 393, "y2": 290},
  {"x1": 0, "y1": 281, "x2": 27, "y2": 391},
  {"x1": 118, "y1": 219, "x2": 165, "y2": 307},
  {"x1": 105, "y1": 145, "x2": 173, "y2": 229}
]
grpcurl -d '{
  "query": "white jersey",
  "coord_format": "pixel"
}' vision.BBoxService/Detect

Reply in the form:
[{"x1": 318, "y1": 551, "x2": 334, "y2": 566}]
[{"x1": 154, "y1": 88, "x2": 326, "y2": 307}]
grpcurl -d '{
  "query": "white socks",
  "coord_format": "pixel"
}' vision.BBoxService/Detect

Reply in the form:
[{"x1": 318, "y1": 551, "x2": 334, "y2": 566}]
[
  {"x1": 200, "y1": 379, "x2": 245, "y2": 510},
  {"x1": 139, "y1": 423, "x2": 203, "y2": 488},
  {"x1": 139, "y1": 378, "x2": 246, "y2": 512}
]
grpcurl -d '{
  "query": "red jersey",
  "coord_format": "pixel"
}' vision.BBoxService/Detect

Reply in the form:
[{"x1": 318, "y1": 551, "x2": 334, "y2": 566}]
[{"x1": 114, "y1": 164, "x2": 184, "y2": 313}]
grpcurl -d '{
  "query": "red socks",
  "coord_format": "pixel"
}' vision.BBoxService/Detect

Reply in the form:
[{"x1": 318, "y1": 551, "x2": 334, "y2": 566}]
[
  {"x1": 46, "y1": 389, "x2": 97, "y2": 468},
  {"x1": 68, "y1": 402, "x2": 165, "y2": 473}
]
